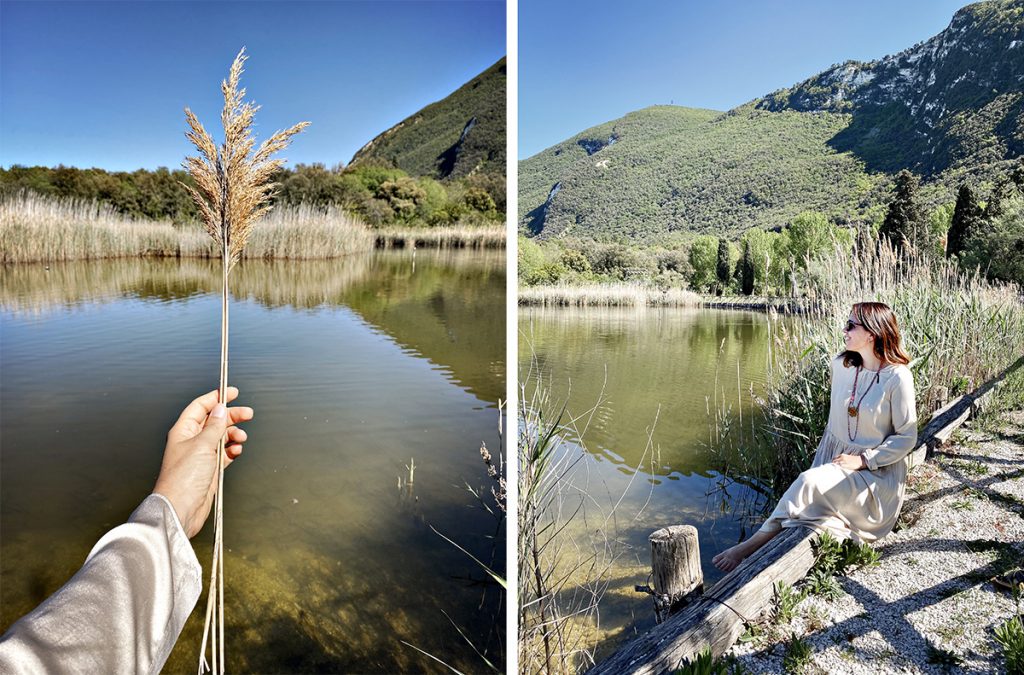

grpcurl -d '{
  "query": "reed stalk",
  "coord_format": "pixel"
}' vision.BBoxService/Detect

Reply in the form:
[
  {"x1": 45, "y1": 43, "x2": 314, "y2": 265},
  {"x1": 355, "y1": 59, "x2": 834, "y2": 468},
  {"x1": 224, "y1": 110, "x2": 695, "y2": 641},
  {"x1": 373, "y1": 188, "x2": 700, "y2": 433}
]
[
  {"x1": 517, "y1": 351, "x2": 660, "y2": 674},
  {"x1": 182, "y1": 47, "x2": 308, "y2": 674}
]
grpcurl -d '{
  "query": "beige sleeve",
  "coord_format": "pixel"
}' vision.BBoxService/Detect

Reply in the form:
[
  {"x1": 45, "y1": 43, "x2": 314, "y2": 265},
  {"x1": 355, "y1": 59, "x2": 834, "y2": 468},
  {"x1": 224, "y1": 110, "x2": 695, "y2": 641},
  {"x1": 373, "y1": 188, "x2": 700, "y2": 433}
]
[
  {"x1": 0, "y1": 494, "x2": 201, "y2": 675},
  {"x1": 861, "y1": 369, "x2": 918, "y2": 470}
]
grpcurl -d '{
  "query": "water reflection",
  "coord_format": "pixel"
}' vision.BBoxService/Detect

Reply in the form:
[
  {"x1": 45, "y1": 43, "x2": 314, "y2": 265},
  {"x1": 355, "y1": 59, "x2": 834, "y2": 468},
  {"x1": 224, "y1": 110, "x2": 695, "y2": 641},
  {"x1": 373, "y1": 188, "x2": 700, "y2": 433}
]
[
  {"x1": 1, "y1": 250, "x2": 505, "y2": 404},
  {"x1": 520, "y1": 306, "x2": 771, "y2": 470},
  {"x1": 1, "y1": 251, "x2": 505, "y2": 673},
  {"x1": 519, "y1": 307, "x2": 775, "y2": 657}
]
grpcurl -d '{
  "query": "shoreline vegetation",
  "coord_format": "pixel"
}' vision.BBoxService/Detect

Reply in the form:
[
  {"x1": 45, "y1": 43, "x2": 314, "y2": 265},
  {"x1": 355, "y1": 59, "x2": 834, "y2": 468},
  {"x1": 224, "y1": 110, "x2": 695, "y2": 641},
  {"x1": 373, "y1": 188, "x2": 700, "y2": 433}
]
[
  {"x1": 375, "y1": 224, "x2": 506, "y2": 250},
  {"x1": 518, "y1": 282, "x2": 809, "y2": 311},
  {"x1": 0, "y1": 192, "x2": 505, "y2": 264},
  {"x1": 519, "y1": 237, "x2": 1024, "y2": 674}
]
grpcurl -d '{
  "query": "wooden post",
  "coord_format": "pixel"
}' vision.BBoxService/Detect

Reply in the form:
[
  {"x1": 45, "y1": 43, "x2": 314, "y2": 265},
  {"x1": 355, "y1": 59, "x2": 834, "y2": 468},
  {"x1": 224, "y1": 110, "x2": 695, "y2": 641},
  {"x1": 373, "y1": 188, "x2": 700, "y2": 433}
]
[
  {"x1": 934, "y1": 385, "x2": 949, "y2": 412},
  {"x1": 649, "y1": 526, "x2": 703, "y2": 623}
]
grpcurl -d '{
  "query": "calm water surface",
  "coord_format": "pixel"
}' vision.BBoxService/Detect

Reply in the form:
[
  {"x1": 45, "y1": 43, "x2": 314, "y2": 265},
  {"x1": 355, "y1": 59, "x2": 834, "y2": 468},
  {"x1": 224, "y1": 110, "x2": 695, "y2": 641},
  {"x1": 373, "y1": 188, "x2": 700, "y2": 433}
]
[
  {"x1": 520, "y1": 306, "x2": 775, "y2": 656},
  {"x1": 1, "y1": 250, "x2": 505, "y2": 673}
]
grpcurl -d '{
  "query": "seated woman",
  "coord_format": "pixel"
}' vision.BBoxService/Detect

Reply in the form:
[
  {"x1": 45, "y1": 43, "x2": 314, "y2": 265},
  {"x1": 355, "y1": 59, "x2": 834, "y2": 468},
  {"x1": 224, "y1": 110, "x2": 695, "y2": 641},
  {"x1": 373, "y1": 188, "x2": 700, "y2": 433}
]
[{"x1": 713, "y1": 301, "x2": 918, "y2": 572}]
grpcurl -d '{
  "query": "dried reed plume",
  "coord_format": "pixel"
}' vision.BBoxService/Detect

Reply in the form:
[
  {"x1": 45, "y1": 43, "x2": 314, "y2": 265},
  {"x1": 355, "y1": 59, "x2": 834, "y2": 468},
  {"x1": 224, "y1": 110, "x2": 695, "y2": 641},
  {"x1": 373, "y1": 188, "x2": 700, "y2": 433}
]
[{"x1": 181, "y1": 47, "x2": 308, "y2": 675}]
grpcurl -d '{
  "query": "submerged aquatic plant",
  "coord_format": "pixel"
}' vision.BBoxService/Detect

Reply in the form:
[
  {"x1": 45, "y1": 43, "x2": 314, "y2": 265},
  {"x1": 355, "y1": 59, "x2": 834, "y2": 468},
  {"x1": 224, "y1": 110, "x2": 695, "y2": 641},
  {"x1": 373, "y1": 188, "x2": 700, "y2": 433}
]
[{"x1": 181, "y1": 47, "x2": 308, "y2": 675}]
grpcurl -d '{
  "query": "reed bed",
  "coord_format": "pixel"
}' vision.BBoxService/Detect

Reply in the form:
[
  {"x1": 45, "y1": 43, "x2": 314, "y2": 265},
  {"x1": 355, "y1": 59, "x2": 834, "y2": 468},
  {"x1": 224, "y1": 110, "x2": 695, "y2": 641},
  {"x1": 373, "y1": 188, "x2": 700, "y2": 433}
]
[
  {"x1": 239, "y1": 204, "x2": 373, "y2": 259},
  {"x1": 376, "y1": 224, "x2": 506, "y2": 250},
  {"x1": 712, "y1": 240, "x2": 1024, "y2": 507},
  {"x1": 0, "y1": 193, "x2": 374, "y2": 263},
  {"x1": 518, "y1": 282, "x2": 700, "y2": 308},
  {"x1": 0, "y1": 192, "x2": 208, "y2": 263},
  {"x1": 698, "y1": 295, "x2": 810, "y2": 313}
]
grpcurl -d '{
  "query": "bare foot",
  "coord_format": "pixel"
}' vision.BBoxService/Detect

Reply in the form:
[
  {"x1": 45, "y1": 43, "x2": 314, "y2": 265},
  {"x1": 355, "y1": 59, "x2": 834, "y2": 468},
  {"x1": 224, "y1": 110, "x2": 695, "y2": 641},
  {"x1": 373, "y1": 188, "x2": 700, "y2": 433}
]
[{"x1": 712, "y1": 543, "x2": 748, "y2": 572}]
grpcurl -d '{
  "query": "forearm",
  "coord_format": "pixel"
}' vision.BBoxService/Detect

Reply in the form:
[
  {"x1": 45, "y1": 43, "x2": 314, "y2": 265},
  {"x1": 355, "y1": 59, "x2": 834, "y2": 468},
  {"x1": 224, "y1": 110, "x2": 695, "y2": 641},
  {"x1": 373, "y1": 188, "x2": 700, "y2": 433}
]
[
  {"x1": 0, "y1": 494, "x2": 201, "y2": 675},
  {"x1": 861, "y1": 433, "x2": 917, "y2": 469}
]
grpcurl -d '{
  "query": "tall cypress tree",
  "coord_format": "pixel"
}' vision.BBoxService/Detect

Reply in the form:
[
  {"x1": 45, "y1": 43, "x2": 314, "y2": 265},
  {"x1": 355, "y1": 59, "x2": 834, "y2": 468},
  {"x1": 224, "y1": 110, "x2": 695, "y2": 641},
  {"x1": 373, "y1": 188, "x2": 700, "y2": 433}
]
[
  {"x1": 946, "y1": 184, "x2": 982, "y2": 258},
  {"x1": 986, "y1": 179, "x2": 1012, "y2": 221},
  {"x1": 1010, "y1": 157, "x2": 1024, "y2": 191},
  {"x1": 879, "y1": 170, "x2": 924, "y2": 251},
  {"x1": 740, "y1": 239, "x2": 755, "y2": 295},
  {"x1": 716, "y1": 238, "x2": 731, "y2": 295}
]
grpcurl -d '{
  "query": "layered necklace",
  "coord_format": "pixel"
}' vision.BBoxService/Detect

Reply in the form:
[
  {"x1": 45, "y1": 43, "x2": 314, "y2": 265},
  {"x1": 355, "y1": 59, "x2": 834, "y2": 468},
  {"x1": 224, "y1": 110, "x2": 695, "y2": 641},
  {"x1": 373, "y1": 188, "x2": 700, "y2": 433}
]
[{"x1": 847, "y1": 365, "x2": 882, "y2": 442}]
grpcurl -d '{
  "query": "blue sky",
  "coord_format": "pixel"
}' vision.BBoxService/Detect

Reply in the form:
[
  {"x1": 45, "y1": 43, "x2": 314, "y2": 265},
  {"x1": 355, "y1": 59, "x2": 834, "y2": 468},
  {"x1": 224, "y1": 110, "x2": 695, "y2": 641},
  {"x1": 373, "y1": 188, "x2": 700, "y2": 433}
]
[
  {"x1": 520, "y1": 0, "x2": 974, "y2": 158},
  {"x1": 0, "y1": 1, "x2": 505, "y2": 172}
]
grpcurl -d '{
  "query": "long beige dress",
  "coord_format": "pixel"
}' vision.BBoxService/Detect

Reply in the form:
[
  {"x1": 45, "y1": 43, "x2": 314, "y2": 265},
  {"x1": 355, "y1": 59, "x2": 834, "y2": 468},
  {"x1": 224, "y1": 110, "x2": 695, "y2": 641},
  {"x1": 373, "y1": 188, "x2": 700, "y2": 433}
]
[{"x1": 759, "y1": 355, "x2": 918, "y2": 542}]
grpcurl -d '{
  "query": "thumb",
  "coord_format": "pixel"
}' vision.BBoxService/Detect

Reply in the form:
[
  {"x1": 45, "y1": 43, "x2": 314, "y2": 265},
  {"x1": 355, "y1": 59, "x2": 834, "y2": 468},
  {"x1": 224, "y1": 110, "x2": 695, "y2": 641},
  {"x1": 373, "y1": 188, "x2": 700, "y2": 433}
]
[{"x1": 197, "y1": 404, "x2": 229, "y2": 446}]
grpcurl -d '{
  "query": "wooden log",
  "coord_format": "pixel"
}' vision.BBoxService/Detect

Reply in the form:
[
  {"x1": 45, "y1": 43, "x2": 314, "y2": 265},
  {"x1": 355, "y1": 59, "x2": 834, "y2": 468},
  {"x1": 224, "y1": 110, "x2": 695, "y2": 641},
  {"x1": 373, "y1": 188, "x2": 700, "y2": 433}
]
[
  {"x1": 588, "y1": 527, "x2": 817, "y2": 675},
  {"x1": 649, "y1": 526, "x2": 703, "y2": 623},
  {"x1": 908, "y1": 393, "x2": 969, "y2": 469}
]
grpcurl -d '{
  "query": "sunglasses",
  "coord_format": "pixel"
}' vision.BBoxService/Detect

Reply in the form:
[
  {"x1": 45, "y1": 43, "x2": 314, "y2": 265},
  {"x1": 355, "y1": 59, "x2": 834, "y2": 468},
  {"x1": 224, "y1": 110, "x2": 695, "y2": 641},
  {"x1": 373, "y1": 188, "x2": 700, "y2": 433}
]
[{"x1": 844, "y1": 320, "x2": 863, "y2": 332}]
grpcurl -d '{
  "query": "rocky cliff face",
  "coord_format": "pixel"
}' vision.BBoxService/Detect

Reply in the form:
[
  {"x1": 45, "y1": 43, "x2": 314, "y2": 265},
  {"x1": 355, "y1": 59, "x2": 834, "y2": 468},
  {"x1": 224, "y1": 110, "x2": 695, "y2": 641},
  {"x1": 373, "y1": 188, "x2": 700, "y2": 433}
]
[{"x1": 754, "y1": 0, "x2": 1024, "y2": 174}]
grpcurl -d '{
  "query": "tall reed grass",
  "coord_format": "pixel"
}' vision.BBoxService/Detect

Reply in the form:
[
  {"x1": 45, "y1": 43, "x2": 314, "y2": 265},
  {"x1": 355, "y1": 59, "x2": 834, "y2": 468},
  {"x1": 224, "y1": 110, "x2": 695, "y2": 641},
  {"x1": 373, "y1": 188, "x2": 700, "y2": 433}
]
[
  {"x1": 518, "y1": 353, "x2": 662, "y2": 675},
  {"x1": 712, "y1": 239, "x2": 1024, "y2": 506},
  {"x1": 242, "y1": 204, "x2": 373, "y2": 259},
  {"x1": 376, "y1": 224, "x2": 506, "y2": 250},
  {"x1": 0, "y1": 192, "x2": 208, "y2": 263},
  {"x1": 518, "y1": 282, "x2": 700, "y2": 308},
  {"x1": 0, "y1": 192, "x2": 375, "y2": 263}
]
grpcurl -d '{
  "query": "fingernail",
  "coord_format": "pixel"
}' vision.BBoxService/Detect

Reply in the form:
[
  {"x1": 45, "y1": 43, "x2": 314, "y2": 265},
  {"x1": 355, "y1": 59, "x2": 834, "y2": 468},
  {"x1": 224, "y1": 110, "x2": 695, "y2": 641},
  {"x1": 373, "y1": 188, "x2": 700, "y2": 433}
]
[{"x1": 211, "y1": 404, "x2": 227, "y2": 419}]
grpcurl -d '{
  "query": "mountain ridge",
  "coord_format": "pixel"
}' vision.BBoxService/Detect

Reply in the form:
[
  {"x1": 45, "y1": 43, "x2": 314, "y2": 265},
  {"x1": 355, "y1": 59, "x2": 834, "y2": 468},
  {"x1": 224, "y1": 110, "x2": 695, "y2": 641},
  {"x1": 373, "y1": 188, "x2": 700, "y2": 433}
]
[
  {"x1": 350, "y1": 57, "x2": 506, "y2": 181},
  {"x1": 520, "y1": 0, "x2": 1023, "y2": 243}
]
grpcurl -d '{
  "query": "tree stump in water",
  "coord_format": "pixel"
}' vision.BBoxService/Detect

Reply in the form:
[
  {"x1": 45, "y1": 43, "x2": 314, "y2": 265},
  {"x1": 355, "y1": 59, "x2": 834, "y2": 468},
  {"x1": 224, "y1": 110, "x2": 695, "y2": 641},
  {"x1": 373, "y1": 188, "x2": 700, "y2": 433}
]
[{"x1": 650, "y1": 525, "x2": 703, "y2": 623}]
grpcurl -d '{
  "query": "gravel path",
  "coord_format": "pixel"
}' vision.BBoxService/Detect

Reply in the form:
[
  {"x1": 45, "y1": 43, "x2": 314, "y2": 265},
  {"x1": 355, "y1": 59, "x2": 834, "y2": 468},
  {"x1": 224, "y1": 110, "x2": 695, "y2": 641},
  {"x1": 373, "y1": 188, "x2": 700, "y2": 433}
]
[{"x1": 727, "y1": 410, "x2": 1024, "y2": 674}]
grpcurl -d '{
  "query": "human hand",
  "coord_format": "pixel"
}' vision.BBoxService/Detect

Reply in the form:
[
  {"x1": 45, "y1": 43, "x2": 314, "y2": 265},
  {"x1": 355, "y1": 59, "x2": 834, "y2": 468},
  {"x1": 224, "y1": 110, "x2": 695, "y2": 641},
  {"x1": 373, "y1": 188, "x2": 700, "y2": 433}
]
[
  {"x1": 832, "y1": 453, "x2": 866, "y2": 471},
  {"x1": 153, "y1": 387, "x2": 254, "y2": 538}
]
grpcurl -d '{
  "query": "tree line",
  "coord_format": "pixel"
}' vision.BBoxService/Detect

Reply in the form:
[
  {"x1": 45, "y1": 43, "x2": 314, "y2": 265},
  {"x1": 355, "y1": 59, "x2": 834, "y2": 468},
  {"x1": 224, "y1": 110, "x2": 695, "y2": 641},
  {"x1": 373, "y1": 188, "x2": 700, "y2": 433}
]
[
  {"x1": 520, "y1": 159, "x2": 1024, "y2": 290},
  {"x1": 0, "y1": 162, "x2": 506, "y2": 229}
]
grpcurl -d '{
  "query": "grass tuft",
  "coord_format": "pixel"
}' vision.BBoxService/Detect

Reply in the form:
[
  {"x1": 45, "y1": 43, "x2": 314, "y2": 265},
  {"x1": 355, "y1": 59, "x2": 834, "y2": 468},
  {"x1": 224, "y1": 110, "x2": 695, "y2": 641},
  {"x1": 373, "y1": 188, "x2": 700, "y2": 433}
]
[
  {"x1": 672, "y1": 649, "x2": 750, "y2": 675},
  {"x1": 775, "y1": 582, "x2": 807, "y2": 624},
  {"x1": 781, "y1": 634, "x2": 813, "y2": 674},
  {"x1": 806, "y1": 569, "x2": 845, "y2": 601},
  {"x1": 995, "y1": 614, "x2": 1024, "y2": 675}
]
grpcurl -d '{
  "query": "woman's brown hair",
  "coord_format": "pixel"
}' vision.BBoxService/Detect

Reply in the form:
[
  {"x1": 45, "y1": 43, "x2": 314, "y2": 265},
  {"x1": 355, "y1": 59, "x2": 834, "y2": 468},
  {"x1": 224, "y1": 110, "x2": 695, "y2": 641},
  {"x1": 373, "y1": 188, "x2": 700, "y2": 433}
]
[{"x1": 841, "y1": 301, "x2": 911, "y2": 368}]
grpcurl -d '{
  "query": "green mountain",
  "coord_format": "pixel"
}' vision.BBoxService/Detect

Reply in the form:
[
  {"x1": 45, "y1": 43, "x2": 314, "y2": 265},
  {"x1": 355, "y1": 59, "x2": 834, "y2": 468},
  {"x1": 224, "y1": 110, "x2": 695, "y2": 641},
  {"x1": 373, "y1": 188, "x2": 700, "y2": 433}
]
[
  {"x1": 756, "y1": 0, "x2": 1024, "y2": 176},
  {"x1": 520, "y1": 0, "x2": 1024, "y2": 243},
  {"x1": 350, "y1": 58, "x2": 506, "y2": 181}
]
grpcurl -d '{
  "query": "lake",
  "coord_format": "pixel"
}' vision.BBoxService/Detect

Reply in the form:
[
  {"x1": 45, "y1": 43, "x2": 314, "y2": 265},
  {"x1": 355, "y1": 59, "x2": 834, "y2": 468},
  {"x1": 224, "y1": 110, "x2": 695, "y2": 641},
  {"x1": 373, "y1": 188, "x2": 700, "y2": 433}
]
[
  {"x1": 1, "y1": 250, "x2": 506, "y2": 673},
  {"x1": 520, "y1": 306, "x2": 776, "y2": 659}
]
